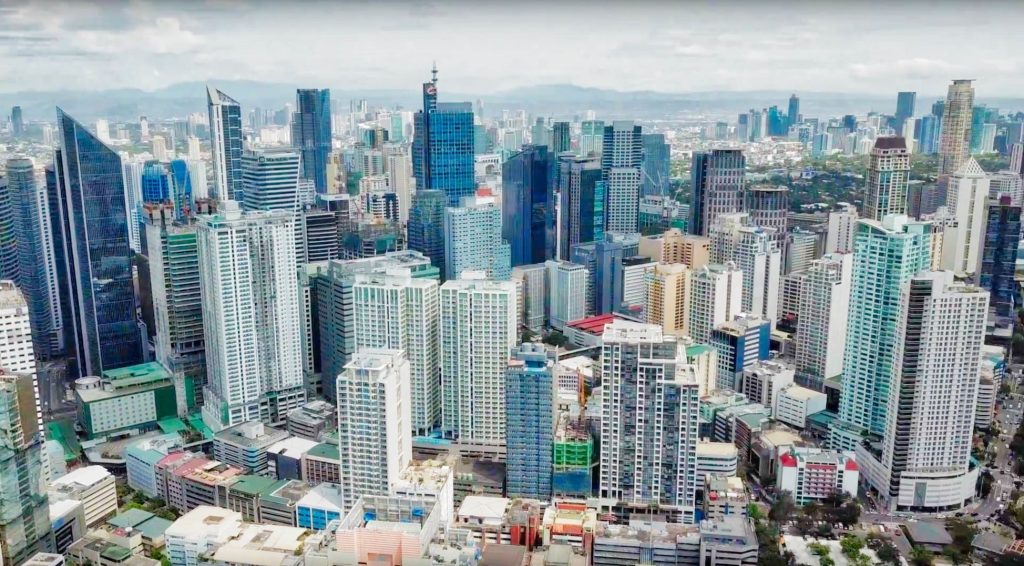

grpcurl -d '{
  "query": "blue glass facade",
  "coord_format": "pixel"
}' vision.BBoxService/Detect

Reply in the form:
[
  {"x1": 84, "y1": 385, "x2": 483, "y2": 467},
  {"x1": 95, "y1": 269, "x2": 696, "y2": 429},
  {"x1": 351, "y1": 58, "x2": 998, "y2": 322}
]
[
  {"x1": 412, "y1": 78, "x2": 476, "y2": 207},
  {"x1": 57, "y1": 108, "x2": 144, "y2": 376},
  {"x1": 557, "y1": 156, "x2": 604, "y2": 260},
  {"x1": 502, "y1": 145, "x2": 551, "y2": 266},
  {"x1": 206, "y1": 87, "x2": 243, "y2": 201},
  {"x1": 640, "y1": 133, "x2": 670, "y2": 198},
  {"x1": 296, "y1": 505, "x2": 341, "y2": 530},
  {"x1": 407, "y1": 190, "x2": 447, "y2": 279},
  {"x1": 570, "y1": 234, "x2": 637, "y2": 315},
  {"x1": 980, "y1": 197, "x2": 1021, "y2": 327},
  {"x1": 505, "y1": 344, "x2": 553, "y2": 499},
  {"x1": 141, "y1": 161, "x2": 171, "y2": 203},
  {"x1": 169, "y1": 159, "x2": 193, "y2": 219},
  {"x1": 292, "y1": 88, "x2": 332, "y2": 193}
]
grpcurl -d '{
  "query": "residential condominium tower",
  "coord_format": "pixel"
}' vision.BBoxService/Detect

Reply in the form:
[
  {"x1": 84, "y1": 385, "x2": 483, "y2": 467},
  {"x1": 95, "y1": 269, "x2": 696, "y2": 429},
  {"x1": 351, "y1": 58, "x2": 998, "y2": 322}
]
[
  {"x1": 505, "y1": 343, "x2": 555, "y2": 500},
  {"x1": 443, "y1": 193, "x2": 511, "y2": 281},
  {"x1": 794, "y1": 253, "x2": 853, "y2": 390},
  {"x1": 938, "y1": 80, "x2": 975, "y2": 177},
  {"x1": 864, "y1": 137, "x2": 910, "y2": 222}
]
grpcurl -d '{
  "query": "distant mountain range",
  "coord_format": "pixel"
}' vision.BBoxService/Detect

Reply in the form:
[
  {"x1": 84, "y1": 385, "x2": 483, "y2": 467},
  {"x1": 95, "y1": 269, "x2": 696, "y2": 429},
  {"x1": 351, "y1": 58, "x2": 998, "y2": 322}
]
[{"x1": 3, "y1": 81, "x2": 1022, "y2": 123}]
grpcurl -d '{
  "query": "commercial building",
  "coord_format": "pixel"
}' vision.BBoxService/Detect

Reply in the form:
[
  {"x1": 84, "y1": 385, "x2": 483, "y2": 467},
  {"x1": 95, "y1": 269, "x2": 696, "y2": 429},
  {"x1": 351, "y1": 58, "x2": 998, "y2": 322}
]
[
  {"x1": 295, "y1": 483, "x2": 345, "y2": 530},
  {"x1": 602, "y1": 121, "x2": 643, "y2": 233},
  {"x1": 502, "y1": 145, "x2": 553, "y2": 266},
  {"x1": 777, "y1": 448, "x2": 858, "y2": 505},
  {"x1": 688, "y1": 263, "x2": 743, "y2": 343},
  {"x1": 301, "y1": 443, "x2": 341, "y2": 486},
  {"x1": 553, "y1": 413, "x2": 594, "y2": 498},
  {"x1": 745, "y1": 185, "x2": 789, "y2": 248},
  {"x1": 198, "y1": 201, "x2": 306, "y2": 430},
  {"x1": 74, "y1": 362, "x2": 177, "y2": 440},
  {"x1": 285, "y1": 400, "x2": 337, "y2": 441},
  {"x1": 690, "y1": 149, "x2": 745, "y2": 237},
  {"x1": 557, "y1": 155, "x2": 604, "y2": 260},
  {"x1": 125, "y1": 434, "x2": 184, "y2": 498},
  {"x1": 444, "y1": 193, "x2": 511, "y2": 281},
  {"x1": 165, "y1": 505, "x2": 308, "y2": 566},
  {"x1": 407, "y1": 190, "x2": 447, "y2": 278},
  {"x1": 213, "y1": 421, "x2": 290, "y2": 476},
  {"x1": 599, "y1": 321, "x2": 699, "y2": 523},
  {"x1": 941, "y1": 157, "x2": 990, "y2": 276},
  {"x1": 864, "y1": 137, "x2": 911, "y2": 221},
  {"x1": 696, "y1": 442, "x2": 739, "y2": 480},
  {"x1": 292, "y1": 88, "x2": 332, "y2": 193},
  {"x1": 505, "y1": 344, "x2": 555, "y2": 499},
  {"x1": 412, "y1": 71, "x2": 475, "y2": 207},
  {"x1": 794, "y1": 253, "x2": 852, "y2": 390},
  {"x1": 50, "y1": 466, "x2": 117, "y2": 527},
  {"x1": 641, "y1": 133, "x2": 671, "y2": 197},
  {"x1": 938, "y1": 80, "x2": 975, "y2": 177},
  {"x1": 545, "y1": 260, "x2": 588, "y2": 331},
  {"x1": 240, "y1": 148, "x2": 303, "y2": 212},
  {"x1": 592, "y1": 517, "x2": 758, "y2": 566},
  {"x1": 773, "y1": 385, "x2": 828, "y2": 429},
  {"x1": 710, "y1": 314, "x2": 770, "y2": 391},
  {"x1": 207, "y1": 87, "x2": 243, "y2": 201},
  {"x1": 570, "y1": 232, "x2": 639, "y2": 316},
  {"x1": 741, "y1": 361, "x2": 795, "y2": 414},
  {"x1": 703, "y1": 475, "x2": 748, "y2": 521},
  {"x1": 512, "y1": 263, "x2": 546, "y2": 332}
]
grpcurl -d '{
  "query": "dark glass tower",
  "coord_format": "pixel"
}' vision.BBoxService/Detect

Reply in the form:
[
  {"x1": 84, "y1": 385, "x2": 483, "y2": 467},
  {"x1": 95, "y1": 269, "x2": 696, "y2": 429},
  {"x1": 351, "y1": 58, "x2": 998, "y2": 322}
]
[
  {"x1": 552, "y1": 122, "x2": 571, "y2": 153},
  {"x1": 558, "y1": 155, "x2": 604, "y2": 260},
  {"x1": 0, "y1": 174, "x2": 18, "y2": 282},
  {"x1": 10, "y1": 106, "x2": 24, "y2": 137},
  {"x1": 640, "y1": 133, "x2": 670, "y2": 198},
  {"x1": 407, "y1": 189, "x2": 447, "y2": 279},
  {"x1": 206, "y1": 86, "x2": 243, "y2": 201},
  {"x1": 292, "y1": 88, "x2": 333, "y2": 193},
  {"x1": 689, "y1": 149, "x2": 745, "y2": 236},
  {"x1": 412, "y1": 69, "x2": 476, "y2": 207},
  {"x1": 141, "y1": 161, "x2": 171, "y2": 203},
  {"x1": 56, "y1": 108, "x2": 144, "y2": 376},
  {"x1": 787, "y1": 94, "x2": 800, "y2": 129},
  {"x1": 895, "y1": 91, "x2": 916, "y2": 131},
  {"x1": 502, "y1": 145, "x2": 551, "y2": 266},
  {"x1": 979, "y1": 196, "x2": 1021, "y2": 328}
]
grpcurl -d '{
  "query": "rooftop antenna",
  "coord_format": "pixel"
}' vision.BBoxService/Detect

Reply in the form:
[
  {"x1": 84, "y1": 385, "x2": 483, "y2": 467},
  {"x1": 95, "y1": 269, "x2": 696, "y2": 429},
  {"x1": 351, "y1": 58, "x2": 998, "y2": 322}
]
[{"x1": 431, "y1": 61, "x2": 438, "y2": 85}]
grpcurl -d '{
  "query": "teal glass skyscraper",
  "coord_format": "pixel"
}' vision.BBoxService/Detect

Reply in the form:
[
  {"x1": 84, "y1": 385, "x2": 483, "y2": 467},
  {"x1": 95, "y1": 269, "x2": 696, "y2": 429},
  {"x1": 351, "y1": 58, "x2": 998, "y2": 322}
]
[
  {"x1": 640, "y1": 133, "x2": 670, "y2": 198},
  {"x1": 56, "y1": 108, "x2": 144, "y2": 376},
  {"x1": 830, "y1": 215, "x2": 932, "y2": 451},
  {"x1": 412, "y1": 69, "x2": 476, "y2": 207},
  {"x1": 408, "y1": 190, "x2": 447, "y2": 278},
  {"x1": 292, "y1": 88, "x2": 332, "y2": 193}
]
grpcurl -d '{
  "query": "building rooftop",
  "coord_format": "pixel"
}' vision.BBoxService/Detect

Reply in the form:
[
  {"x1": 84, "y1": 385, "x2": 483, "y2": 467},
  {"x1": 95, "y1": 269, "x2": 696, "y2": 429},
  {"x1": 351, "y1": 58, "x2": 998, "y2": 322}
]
[
  {"x1": 565, "y1": 314, "x2": 616, "y2": 335},
  {"x1": 904, "y1": 521, "x2": 953, "y2": 546},
  {"x1": 458, "y1": 496, "x2": 510, "y2": 523},
  {"x1": 125, "y1": 434, "x2": 183, "y2": 466},
  {"x1": 287, "y1": 401, "x2": 336, "y2": 425},
  {"x1": 480, "y1": 544, "x2": 527, "y2": 566},
  {"x1": 394, "y1": 458, "x2": 453, "y2": 491},
  {"x1": 266, "y1": 437, "x2": 319, "y2": 459},
  {"x1": 107, "y1": 509, "x2": 173, "y2": 540},
  {"x1": 780, "y1": 384, "x2": 826, "y2": 401},
  {"x1": 760, "y1": 429, "x2": 803, "y2": 448},
  {"x1": 296, "y1": 483, "x2": 345, "y2": 513},
  {"x1": 214, "y1": 421, "x2": 289, "y2": 449},
  {"x1": 210, "y1": 523, "x2": 310, "y2": 565},
  {"x1": 304, "y1": 443, "x2": 340, "y2": 461},
  {"x1": 697, "y1": 441, "x2": 738, "y2": 458},
  {"x1": 76, "y1": 362, "x2": 173, "y2": 403},
  {"x1": 51, "y1": 465, "x2": 111, "y2": 490},
  {"x1": 22, "y1": 554, "x2": 64, "y2": 566}
]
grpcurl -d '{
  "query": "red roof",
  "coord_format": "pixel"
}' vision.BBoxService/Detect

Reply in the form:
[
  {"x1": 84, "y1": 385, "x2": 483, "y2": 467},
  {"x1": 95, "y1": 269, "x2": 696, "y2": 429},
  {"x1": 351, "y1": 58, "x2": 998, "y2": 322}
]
[
  {"x1": 566, "y1": 314, "x2": 616, "y2": 335},
  {"x1": 477, "y1": 187, "x2": 494, "y2": 197},
  {"x1": 845, "y1": 459, "x2": 859, "y2": 471},
  {"x1": 780, "y1": 453, "x2": 797, "y2": 467}
]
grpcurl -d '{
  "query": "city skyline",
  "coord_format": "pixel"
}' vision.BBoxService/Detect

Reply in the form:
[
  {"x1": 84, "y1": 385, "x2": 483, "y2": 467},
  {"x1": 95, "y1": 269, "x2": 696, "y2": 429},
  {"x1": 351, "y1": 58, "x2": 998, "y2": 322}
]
[{"x1": 1, "y1": 1, "x2": 1024, "y2": 98}]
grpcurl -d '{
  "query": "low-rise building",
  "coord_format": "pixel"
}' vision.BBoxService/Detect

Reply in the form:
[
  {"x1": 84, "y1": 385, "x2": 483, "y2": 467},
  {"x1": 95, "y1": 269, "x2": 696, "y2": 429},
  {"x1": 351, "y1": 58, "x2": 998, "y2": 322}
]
[
  {"x1": 750, "y1": 428, "x2": 804, "y2": 482},
  {"x1": 267, "y1": 436, "x2": 319, "y2": 480},
  {"x1": 296, "y1": 483, "x2": 345, "y2": 530},
  {"x1": 213, "y1": 421, "x2": 290, "y2": 476},
  {"x1": 67, "y1": 534, "x2": 160, "y2": 566},
  {"x1": 286, "y1": 400, "x2": 338, "y2": 441},
  {"x1": 165, "y1": 506, "x2": 309, "y2": 566},
  {"x1": 453, "y1": 459, "x2": 505, "y2": 505},
  {"x1": 50, "y1": 499, "x2": 87, "y2": 554},
  {"x1": 23, "y1": 553, "x2": 64, "y2": 566},
  {"x1": 696, "y1": 442, "x2": 739, "y2": 480},
  {"x1": 125, "y1": 434, "x2": 184, "y2": 498},
  {"x1": 777, "y1": 447, "x2": 858, "y2": 505},
  {"x1": 772, "y1": 384, "x2": 827, "y2": 429},
  {"x1": 540, "y1": 501, "x2": 598, "y2": 550},
  {"x1": 302, "y1": 442, "x2": 341, "y2": 485},
  {"x1": 592, "y1": 516, "x2": 758, "y2": 566},
  {"x1": 105, "y1": 509, "x2": 173, "y2": 551},
  {"x1": 74, "y1": 362, "x2": 177, "y2": 440},
  {"x1": 49, "y1": 465, "x2": 118, "y2": 527},
  {"x1": 703, "y1": 475, "x2": 748, "y2": 521},
  {"x1": 390, "y1": 458, "x2": 455, "y2": 525}
]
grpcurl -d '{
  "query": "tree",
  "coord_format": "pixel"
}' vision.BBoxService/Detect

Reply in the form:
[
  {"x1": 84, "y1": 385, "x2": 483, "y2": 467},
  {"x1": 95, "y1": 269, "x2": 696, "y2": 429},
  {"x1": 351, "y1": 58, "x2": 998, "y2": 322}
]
[
  {"x1": 910, "y1": 546, "x2": 934, "y2": 566},
  {"x1": 876, "y1": 540, "x2": 901, "y2": 566},
  {"x1": 520, "y1": 329, "x2": 536, "y2": 343},
  {"x1": 840, "y1": 535, "x2": 865, "y2": 558},
  {"x1": 795, "y1": 515, "x2": 815, "y2": 536},
  {"x1": 945, "y1": 518, "x2": 977, "y2": 555},
  {"x1": 835, "y1": 502, "x2": 861, "y2": 527},
  {"x1": 769, "y1": 492, "x2": 797, "y2": 526},
  {"x1": 543, "y1": 331, "x2": 570, "y2": 348},
  {"x1": 803, "y1": 501, "x2": 822, "y2": 520},
  {"x1": 943, "y1": 547, "x2": 965, "y2": 566}
]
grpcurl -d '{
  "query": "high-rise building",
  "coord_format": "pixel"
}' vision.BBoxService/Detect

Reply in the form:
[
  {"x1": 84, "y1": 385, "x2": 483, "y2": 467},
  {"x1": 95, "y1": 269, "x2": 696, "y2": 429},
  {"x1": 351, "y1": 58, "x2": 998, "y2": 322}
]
[
  {"x1": 407, "y1": 190, "x2": 447, "y2": 278},
  {"x1": 10, "y1": 105, "x2": 24, "y2": 137},
  {"x1": 784, "y1": 228, "x2": 819, "y2": 275},
  {"x1": 336, "y1": 349, "x2": 411, "y2": 512},
  {"x1": 690, "y1": 149, "x2": 745, "y2": 236},
  {"x1": 6, "y1": 158, "x2": 62, "y2": 359},
  {"x1": 787, "y1": 94, "x2": 801, "y2": 129},
  {"x1": 830, "y1": 215, "x2": 932, "y2": 450},
  {"x1": 602, "y1": 121, "x2": 643, "y2": 233},
  {"x1": 0, "y1": 368, "x2": 51, "y2": 565},
  {"x1": 795, "y1": 253, "x2": 852, "y2": 390},
  {"x1": 551, "y1": 122, "x2": 570, "y2": 153},
  {"x1": 745, "y1": 185, "x2": 789, "y2": 248},
  {"x1": 917, "y1": 114, "x2": 940, "y2": 155},
  {"x1": 512, "y1": 264, "x2": 546, "y2": 332},
  {"x1": 412, "y1": 71, "x2": 476, "y2": 207},
  {"x1": 940, "y1": 158, "x2": 989, "y2": 276},
  {"x1": 144, "y1": 204, "x2": 206, "y2": 411},
  {"x1": 638, "y1": 228, "x2": 711, "y2": 269},
  {"x1": 871, "y1": 271, "x2": 987, "y2": 512},
  {"x1": 0, "y1": 174, "x2": 18, "y2": 284},
  {"x1": 570, "y1": 232, "x2": 639, "y2": 316},
  {"x1": 938, "y1": 80, "x2": 975, "y2": 177},
  {"x1": 599, "y1": 321, "x2": 699, "y2": 523},
  {"x1": 545, "y1": 260, "x2": 588, "y2": 331},
  {"x1": 292, "y1": 89, "x2": 332, "y2": 193},
  {"x1": 709, "y1": 214, "x2": 781, "y2": 325},
  {"x1": 895, "y1": 91, "x2": 916, "y2": 132},
  {"x1": 688, "y1": 263, "x2": 743, "y2": 343},
  {"x1": 645, "y1": 263, "x2": 691, "y2": 337},
  {"x1": 641, "y1": 133, "x2": 671, "y2": 198},
  {"x1": 440, "y1": 275, "x2": 517, "y2": 444},
  {"x1": 241, "y1": 149, "x2": 302, "y2": 212},
  {"x1": 710, "y1": 314, "x2": 771, "y2": 391},
  {"x1": 502, "y1": 145, "x2": 552, "y2": 266},
  {"x1": 864, "y1": 137, "x2": 910, "y2": 221},
  {"x1": 55, "y1": 108, "x2": 144, "y2": 376},
  {"x1": 444, "y1": 194, "x2": 511, "y2": 281},
  {"x1": 557, "y1": 155, "x2": 604, "y2": 260},
  {"x1": 978, "y1": 196, "x2": 1020, "y2": 333},
  {"x1": 198, "y1": 201, "x2": 305, "y2": 430},
  {"x1": 505, "y1": 343, "x2": 555, "y2": 500},
  {"x1": 579, "y1": 120, "x2": 605, "y2": 156},
  {"x1": 825, "y1": 203, "x2": 858, "y2": 253},
  {"x1": 352, "y1": 271, "x2": 440, "y2": 435},
  {"x1": 206, "y1": 86, "x2": 243, "y2": 201}
]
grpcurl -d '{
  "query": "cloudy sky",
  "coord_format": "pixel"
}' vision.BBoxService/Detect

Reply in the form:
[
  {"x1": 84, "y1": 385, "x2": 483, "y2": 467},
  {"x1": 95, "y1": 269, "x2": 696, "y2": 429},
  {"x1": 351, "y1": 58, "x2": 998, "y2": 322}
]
[{"x1": 1, "y1": 0, "x2": 1022, "y2": 96}]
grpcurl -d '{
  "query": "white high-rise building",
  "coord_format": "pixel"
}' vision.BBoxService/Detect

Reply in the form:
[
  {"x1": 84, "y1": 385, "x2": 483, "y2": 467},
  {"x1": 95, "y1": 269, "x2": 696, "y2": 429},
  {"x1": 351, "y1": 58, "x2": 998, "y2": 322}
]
[
  {"x1": 121, "y1": 157, "x2": 144, "y2": 253},
  {"x1": 826, "y1": 203, "x2": 858, "y2": 253},
  {"x1": 688, "y1": 263, "x2": 743, "y2": 343},
  {"x1": 384, "y1": 149, "x2": 414, "y2": 223},
  {"x1": 545, "y1": 260, "x2": 588, "y2": 331},
  {"x1": 795, "y1": 253, "x2": 852, "y2": 390},
  {"x1": 152, "y1": 135, "x2": 169, "y2": 162},
  {"x1": 198, "y1": 201, "x2": 306, "y2": 430},
  {"x1": 0, "y1": 282, "x2": 41, "y2": 431},
  {"x1": 988, "y1": 170, "x2": 1023, "y2": 207},
  {"x1": 941, "y1": 158, "x2": 990, "y2": 276},
  {"x1": 440, "y1": 274, "x2": 517, "y2": 444},
  {"x1": 443, "y1": 194, "x2": 511, "y2": 281},
  {"x1": 187, "y1": 136, "x2": 201, "y2": 161},
  {"x1": 602, "y1": 121, "x2": 642, "y2": 233},
  {"x1": 336, "y1": 349, "x2": 411, "y2": 512},
  {"x1": 867, "y1": 271, "x2": 988, "y2": 512},
  {"x1": 186, "y1": 159, "x2": 209, "y2": 201},
  {"x1": 709, "y1": 213, "x2": 781, "y2": 325},
  {"x1": 599, "y1": 321, "x2": 699, "y2": 524},
  {"x1": 94, "y1": 119, "x2": 110, "y2": 143},
  {"x1": 241, "y1": 148, "x2": 302, "y2": 212},
  {"x1": 352, "y1": 271, "x2": 440, "y2": 435}
]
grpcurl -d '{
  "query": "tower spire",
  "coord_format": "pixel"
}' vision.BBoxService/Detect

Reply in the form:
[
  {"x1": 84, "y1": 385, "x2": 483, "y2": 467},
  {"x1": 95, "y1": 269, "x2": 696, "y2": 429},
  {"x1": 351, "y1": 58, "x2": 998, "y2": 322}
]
[{"x1": 431, "y1": 61, "x2": 438, "y2": 84}]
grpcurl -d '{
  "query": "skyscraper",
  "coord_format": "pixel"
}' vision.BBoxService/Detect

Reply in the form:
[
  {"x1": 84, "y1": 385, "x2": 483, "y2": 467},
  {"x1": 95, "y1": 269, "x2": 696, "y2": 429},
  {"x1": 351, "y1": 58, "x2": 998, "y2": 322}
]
[
  {"x1": 710, "y1": 314, "x2": 771, "y2": 391},
  {"x1": 557, "y1": 155, "x2": 604, "y2": 260},
  {"x1": 292, "y1": 88, "x2": 333, "y2": 193},
  {"x1": 873, "y1": 271, "x2": 987, "y2": 511},
  {"x1": 0, "y1": 173, "x2": 18, "y2": 283},
  {"x1": 545, "y1": 260, "x2": 588, "y2": 331},
  {"x1": 412, "y1": 70, "x2": 476, "y2": 207},
  {"x1": 688, "y1": 263, "x2": 743, "y2": 343},
  {"x1": 640, "y1": 133, "x2": 671, "y2": 198},
  {"x1": 352, "y1": 271, "x2": 440, "y2": 435},
  {"x1": 709, "y1": 214, "x2": 781, "y2": 326},
  {"x1": 599, "y1": 320, "x2": 699, "y2": 523},
  {"x1": 690, "y1": 149, "x2": 745, "y2": 236},
  {"x1": 938, "y1": 80, "x2": 975, "y2": 177},
  {"x1": 198, "y1": 201, "x2": 305, "y2": 430},
  {"x1": 570, "y1": 232, "x2": 638, "y2": 316},
  {"x1": 502, "y1": 145, "x2": 552, "y2": 266},
  {"x1": 601, "y1": 121, "x2": 643, "y2": 233},
  {"x1": 864, "y1": 137, "x2": 910, "y2": 221},
  {"x1": 407, "y1": 190, "x2": 447, "y2": 278},
  {"x1": 745, "y1": 185, "x2": 789, "y2": 248},
  {"x1": 917, "y1": 114, "x2": 940, "y2": 155},
  {"x1": 443, "y1": 194, "x2": 511, "y2": 281},
  {"x1": 795, "y1": 253, "x2": 852, "y2": 391},
  {"x1": 551, "y1": 121, "x2": 571, "y2": 154},
  {"x1": 336, "y1": 349, "x2": 411, "y2": 512},
  {"x1": 978, "y1": 196, "x2": 1020, "y2": 331},
  {"x1": 206, "y1": 86, "x2": 243, "y2": 201},
  {"x1": 787, "y1": 94, "x2": 800, "y2": 129},
  {"x1": 645, "y1": 262, "x2": 691, "y2": 337},
  {"x1": 10, "y1": 105, "x2": 24, "y2": 137},
  {"x1": 440, "y1": 275, "x2": 517, "y2": 444},
  {"x1": 895, "y1": 91, "x2": 916, "y2": 132},
  {"x1": 830, "y1": 215, "x2": 932, "y2": 450},
  {"x1": 579, "y1": 120, "x2": 605, "y2": 156},
  {"x1": 941, "y1": 158, "x2": 989, "y2": 275},
  {"x1": 505, "y1": 343, "x2": 555, "y2": 500},
  {"x1": 6, "y1": 158, "x2": 62, "y2": 359},
  {"x1": 241, "y1": 148, "x2": 303, "y2": 212},
  {"x1": 56, "y1": 108, "x2": 144, "y2": 376}
]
